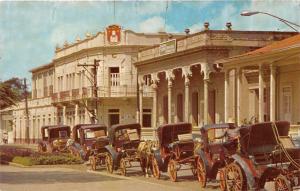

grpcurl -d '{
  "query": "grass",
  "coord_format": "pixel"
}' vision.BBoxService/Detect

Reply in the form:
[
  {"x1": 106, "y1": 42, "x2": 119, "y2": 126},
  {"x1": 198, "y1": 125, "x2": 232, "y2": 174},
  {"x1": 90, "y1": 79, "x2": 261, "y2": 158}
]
[{"x1": 12, "y1": 156, "x2": 34, "y2": 166}]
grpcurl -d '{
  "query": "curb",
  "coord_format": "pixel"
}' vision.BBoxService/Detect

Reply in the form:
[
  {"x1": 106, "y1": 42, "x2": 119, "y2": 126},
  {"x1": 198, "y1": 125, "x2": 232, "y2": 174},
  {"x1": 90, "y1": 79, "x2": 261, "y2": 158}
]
[
  {"x1": 86, "y1": 170, "x2": 181, "y2": 189},
  {"x1": 8, "y1": 162, "x2": 31, "y2": 168}
]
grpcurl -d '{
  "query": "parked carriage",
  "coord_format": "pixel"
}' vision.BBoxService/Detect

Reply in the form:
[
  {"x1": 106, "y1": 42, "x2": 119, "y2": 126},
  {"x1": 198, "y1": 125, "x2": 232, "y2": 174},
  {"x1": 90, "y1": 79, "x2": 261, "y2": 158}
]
[
  {"x1": 105, "y1": 123, "x2": 142, "y2": 176},
  {"x1": 151, "y1": 123, "x2": 196, "y2": 182},
  {"x1": 194, "y1": 123, "x2": 239, "y2": 190},
  {"x1": 38, "y1": 125, "x2": 71, "y2": 153},
  {"x1": 225, "y1": 121, "x2": 300, "y2": 191},
  {"x1": 68, "y1": 124, "x2": 109, "y2": 170}
]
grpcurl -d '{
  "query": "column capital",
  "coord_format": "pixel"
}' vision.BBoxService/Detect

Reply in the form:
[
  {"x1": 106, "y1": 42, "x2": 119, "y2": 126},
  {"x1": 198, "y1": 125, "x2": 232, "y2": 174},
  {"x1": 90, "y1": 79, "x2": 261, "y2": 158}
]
[
  {"x1": 138, "y1": 75, "x2": 145, "y2": 86},
  {"x1": 151, "y1": 73, "x2": 160, "y2": 84},
  {"x1": 182, "y1": 66, "x2": 192, "y2": 78},
  {"x1": 200, "y1": 62, "x2": 213, "y2": 80},
  {"x1": 166, "y1": 70, "x2": 175, "y2": 81}
]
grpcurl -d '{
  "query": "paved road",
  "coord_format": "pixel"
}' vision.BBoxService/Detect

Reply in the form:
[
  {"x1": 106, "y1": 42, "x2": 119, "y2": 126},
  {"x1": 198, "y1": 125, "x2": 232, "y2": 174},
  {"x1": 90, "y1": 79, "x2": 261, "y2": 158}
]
[{"x1": 0, "y1": 164, "x2": 219, "y2": 191}]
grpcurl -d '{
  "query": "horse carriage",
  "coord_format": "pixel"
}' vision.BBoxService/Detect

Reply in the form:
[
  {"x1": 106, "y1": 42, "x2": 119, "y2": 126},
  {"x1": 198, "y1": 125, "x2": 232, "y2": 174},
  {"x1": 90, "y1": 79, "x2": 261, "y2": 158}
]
[
  {"x1": 194, "y1": 123, "x2": 239, "y2": 190},
  {"x1": 151, "y1": 123, "x2": 196, "y2": 182},
  {"x1": 38, "y1": 125, "x2": 71, "y2": 153},
  {"x1": 224, "y1": 121, "x2": 300, "y2": 191},
  {"x1": 68, "y1": 124, "x2": 109, "y2": 170},
  {"x1": 105, "y1": 123, "x2": 142, "y2": 176}
]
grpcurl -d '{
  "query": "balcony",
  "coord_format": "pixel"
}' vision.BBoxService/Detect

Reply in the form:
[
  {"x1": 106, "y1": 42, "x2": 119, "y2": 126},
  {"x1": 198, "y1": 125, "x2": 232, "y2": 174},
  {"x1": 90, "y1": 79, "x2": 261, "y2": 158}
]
[
  {"x1": 72, "y1": 88, "x2": 80, "y2": 99},
  {"x1": 51, "y1": 93, "x2": 58, "y2": 102},
  {"x1": 59, "y1": 90, "x2": 70, "y2": 102}
]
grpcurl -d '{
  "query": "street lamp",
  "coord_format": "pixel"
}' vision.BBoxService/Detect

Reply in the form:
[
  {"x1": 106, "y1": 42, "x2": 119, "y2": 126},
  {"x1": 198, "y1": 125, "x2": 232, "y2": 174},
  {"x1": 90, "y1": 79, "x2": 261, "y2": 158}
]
[{"x1": 241, "y1": 10, "x2": 300, "y2": 32}]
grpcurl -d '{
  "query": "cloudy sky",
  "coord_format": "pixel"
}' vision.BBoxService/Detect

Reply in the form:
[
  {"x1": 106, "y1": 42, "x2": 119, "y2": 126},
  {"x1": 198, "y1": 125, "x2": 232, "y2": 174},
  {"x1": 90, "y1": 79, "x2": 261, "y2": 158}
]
[{"x1": 0, "y1": 0, "x2": 299, "y2": 83}]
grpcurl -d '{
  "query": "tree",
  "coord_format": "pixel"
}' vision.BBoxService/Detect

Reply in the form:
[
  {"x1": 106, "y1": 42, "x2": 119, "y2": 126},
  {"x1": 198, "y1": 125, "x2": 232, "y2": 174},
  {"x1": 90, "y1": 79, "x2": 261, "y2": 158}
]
[{"x1": 0, "y1": 77, "x2": 27, "y2": 109}]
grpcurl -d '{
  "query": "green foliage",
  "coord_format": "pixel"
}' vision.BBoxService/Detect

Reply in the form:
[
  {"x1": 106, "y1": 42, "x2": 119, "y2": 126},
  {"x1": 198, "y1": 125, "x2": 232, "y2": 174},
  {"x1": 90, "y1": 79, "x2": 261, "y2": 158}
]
[
  {"x1": 32, "y1": 153, "x2": 83, "y2": 165},
  {"x1": 0, "y1": 77, "x2": 26, "y2": 109},
  {"x1": 12, "y1": 156, "x2": 35, "y2": 166}
]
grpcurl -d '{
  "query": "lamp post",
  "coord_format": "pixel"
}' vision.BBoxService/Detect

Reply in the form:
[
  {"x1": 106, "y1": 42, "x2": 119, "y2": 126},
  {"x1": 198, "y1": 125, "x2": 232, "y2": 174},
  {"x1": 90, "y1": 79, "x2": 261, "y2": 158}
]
[{"x1": 241, "y1": 11, "x2": 300, "y2": 32}]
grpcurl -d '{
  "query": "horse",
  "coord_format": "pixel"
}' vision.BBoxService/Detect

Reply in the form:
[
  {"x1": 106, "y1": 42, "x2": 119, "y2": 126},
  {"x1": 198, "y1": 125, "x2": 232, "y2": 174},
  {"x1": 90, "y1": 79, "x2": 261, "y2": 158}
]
[{"x1": 137, "y1": 140, "x2": 158, "y2": 178}]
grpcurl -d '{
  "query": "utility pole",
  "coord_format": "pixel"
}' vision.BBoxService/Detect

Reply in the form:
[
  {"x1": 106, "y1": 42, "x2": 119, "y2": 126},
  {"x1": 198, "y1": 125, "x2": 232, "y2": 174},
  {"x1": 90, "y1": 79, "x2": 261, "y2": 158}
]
[
  {"x1": 78, "y1": 59, "x2": 101, "y2": 124},
  {"x1": 23, "y1": 78, "x2": 30, "y2": 144}
]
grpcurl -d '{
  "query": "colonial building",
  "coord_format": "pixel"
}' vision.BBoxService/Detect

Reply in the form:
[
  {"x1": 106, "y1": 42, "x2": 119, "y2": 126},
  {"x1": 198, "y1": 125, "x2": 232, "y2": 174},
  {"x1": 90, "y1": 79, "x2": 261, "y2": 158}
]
[
  {"x1": 0, "y1": 25, "x2": 183, "y2": 143},
  {"x1": 217, "y1": 34, "x2": 300, "y2": 136},
  {"x1": 134, "y1": 23, "x2": 297, "y2": 137}
]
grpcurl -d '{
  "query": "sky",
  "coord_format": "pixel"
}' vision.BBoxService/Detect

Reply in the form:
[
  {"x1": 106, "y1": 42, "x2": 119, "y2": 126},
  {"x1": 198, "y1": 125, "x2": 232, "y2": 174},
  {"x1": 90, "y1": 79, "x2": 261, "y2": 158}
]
[{"x1": 0, "y1": 0, "x2": 299, "y2": 84}]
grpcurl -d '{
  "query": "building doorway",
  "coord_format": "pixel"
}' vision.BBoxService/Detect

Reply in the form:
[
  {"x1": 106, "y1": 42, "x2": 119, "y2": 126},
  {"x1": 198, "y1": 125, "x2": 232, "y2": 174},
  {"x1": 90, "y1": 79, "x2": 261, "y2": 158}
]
[
  {"x1": 108, "y1": 109, "x2": 120, "y2": 127},
  {"x1": 192, "y1": 92, "x2": 199, "y2": 126},
  {"x1": 208, "y1": 90, "x2": 216, "y2": 124},
  {"x1": 177, "y1": 93, "x2": 183, "y2": 122}
]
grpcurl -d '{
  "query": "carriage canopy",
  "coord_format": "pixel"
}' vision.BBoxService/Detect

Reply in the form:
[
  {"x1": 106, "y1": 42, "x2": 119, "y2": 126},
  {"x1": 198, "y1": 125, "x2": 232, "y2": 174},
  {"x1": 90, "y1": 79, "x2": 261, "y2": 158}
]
[
  {"x1": 157, "y1": 123, "x2": 192, "y2": 146},
  {"x1": 108, "y1": 123, "x2": 141, "y2": 144}
]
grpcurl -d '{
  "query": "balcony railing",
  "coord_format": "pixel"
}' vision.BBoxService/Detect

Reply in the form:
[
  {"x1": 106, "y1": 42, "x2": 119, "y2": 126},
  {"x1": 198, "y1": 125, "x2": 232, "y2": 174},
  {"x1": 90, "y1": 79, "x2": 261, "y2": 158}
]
[
  {"x1": 72, "y1": 88, "x2": 80, "y2": 99},
  {"x1": 59, "y1": 90, "x2": 70, "y2": 102},
  {"x1": 51, "y1": 84, "x2": 154, "y2": 104}
]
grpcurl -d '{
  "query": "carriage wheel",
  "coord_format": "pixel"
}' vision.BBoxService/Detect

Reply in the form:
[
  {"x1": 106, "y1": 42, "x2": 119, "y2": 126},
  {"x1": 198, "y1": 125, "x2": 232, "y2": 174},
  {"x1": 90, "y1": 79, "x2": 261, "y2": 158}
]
[
  {"x1": 152, "y1": 157, "x2": 160, "y2": 179},
  {"x1": 219, "y1": 168, "x2": 227, "y2": 191},
  {"x1": 105, "y1": 154, "x2": 114, "y2": 174},
  {"x1": 168, "y1": 159, "x2": 177, "y2": 182},
  {"x1": 274, "y1": 174, "x2": 292, "y2": 191},
  {"x1": 140, "y1": 158, "x2": 146, "y2": 174},
  {"x1": 197, "y1": 157, "x2": 207, "y2": 188},
  {"x1": 191, "y1": 162, "x2": 197, "y2": 177},
  {"x1": 120, "y1": 158, "x2": 127, "y2": 176},
  {"x1": 225, "y1": 163, "x2": 246, "y2": 191},
  {"x1": 90, "y1": 156, "x2": 97, "y2": 171}
]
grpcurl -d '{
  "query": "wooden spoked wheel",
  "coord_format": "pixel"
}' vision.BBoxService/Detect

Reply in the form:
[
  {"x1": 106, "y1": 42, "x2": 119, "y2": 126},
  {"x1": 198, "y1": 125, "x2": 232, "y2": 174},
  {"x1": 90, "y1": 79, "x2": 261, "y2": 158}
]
[
  {"x1": 140, "y1": 158, "x2": 146, "y2": 174},
  {"x1": 105, "y1": 154, "x2": 114, "y2": 174},
  {"x1": 225, "y1": 163, "x2": 245, "y2": 191},
  {"x1": 274, "y1": 174, "x2": 292, "y2": 191},
  {"x1": 191, "y1": 162, "x2": 197, "y2": 177},
  {"x1": 90, "y1": 156, "x2": 97, "y2": 171},
  {"x1": 219, "y1": 168, "x2": 227, "y2": 191},
  {"x1": 168, "y1": 159, "x2": 177, "y2": 182},
  {"x1": 152, "y1": 157, "x2": 161, "y2": 179},
  {"x1": 119, "y1": 158, "x2": 127, "y2": 176},
  {"x1": 197, "y1": 157, "x2": 207, "y2": 188}
]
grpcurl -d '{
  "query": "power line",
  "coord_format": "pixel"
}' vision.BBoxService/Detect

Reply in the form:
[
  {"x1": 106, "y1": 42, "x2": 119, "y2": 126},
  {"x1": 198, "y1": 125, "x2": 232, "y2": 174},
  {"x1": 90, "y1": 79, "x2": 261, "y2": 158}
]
[{"x1": 164, "y1": 1, "x2": 169, "y2": 32}]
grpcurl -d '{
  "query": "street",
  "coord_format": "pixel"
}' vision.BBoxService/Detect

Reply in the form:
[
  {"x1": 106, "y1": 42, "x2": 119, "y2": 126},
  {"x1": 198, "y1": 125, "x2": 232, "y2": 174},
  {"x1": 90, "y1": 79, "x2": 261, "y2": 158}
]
[{"x1": 0, "y1": 164, "x2": 219, "y2": 191}]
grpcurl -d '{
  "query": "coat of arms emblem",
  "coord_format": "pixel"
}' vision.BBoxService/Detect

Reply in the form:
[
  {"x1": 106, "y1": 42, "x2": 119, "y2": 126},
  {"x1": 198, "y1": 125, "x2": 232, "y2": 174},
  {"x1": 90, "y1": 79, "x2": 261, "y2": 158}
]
[{"x1": 106, "y1": 25, "x2": 121, "y2": 44}]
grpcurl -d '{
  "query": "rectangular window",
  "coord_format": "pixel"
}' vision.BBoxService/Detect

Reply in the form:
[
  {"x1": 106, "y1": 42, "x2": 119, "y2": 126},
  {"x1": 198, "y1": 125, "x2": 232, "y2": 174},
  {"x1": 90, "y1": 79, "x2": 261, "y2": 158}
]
[
  {"x1": 110, "y1": 67, "x2": 120, "y2": 87},
  {"x1": 142, "y1": 109, "x2": 152, "y2": 128},
  {"x1": 108, "y1": 109, "x2": 120, "y2": 127}
]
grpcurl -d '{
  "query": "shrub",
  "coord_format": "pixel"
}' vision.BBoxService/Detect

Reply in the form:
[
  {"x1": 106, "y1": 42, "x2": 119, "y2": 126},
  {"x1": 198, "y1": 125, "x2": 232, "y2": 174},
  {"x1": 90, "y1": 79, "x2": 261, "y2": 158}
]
[
  {"x1": 12, "y1": 156, "x2": 35, "y2": 166},
  {"x1": 0, "y1": 152, "x2": 14, "y2": 164},
  {"x1": 32, "y1": 153, "x2": 83, "y2": 165}
]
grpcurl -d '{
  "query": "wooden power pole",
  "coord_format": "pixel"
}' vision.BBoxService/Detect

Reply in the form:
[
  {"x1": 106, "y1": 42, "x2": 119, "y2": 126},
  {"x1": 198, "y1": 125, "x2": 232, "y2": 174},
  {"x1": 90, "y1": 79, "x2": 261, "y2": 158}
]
[
  {"x1": 24, "y1": 78, "x2": 30, "y2": 144},
  {"x1": 78, "y1": 59, "x2": 101, "y2": 124}
]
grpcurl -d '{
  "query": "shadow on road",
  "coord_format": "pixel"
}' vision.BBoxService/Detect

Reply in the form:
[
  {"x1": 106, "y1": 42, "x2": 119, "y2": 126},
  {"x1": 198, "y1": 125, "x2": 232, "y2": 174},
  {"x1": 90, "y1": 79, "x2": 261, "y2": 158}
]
[{"x1": 0, "y1": 171, "x2": 123, "y2": 184}]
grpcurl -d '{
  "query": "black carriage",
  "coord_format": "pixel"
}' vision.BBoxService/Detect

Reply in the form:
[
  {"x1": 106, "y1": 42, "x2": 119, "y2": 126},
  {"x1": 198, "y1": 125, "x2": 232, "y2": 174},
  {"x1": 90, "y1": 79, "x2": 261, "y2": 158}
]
[
  {"x1": 105, "y1": 123, "x2": 142, "y2": 176},
  {"x1": 194, "y1": 123, "x2": 238, "y2": 190},
  {"x1": 151, "y1": 123, "x2": 196, "y2": 182},
  {"x1": 224, "y1": 121, "x2": 300, "y2": 191},
  {"x1": 38, "y1": 125, "x2": 71, "y2": 153}
]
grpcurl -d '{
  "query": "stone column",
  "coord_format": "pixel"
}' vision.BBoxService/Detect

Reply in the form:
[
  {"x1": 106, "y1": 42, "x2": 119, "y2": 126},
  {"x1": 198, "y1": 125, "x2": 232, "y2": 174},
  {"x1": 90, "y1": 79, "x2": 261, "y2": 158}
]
[
  {"x1": 63, "y1": 106, "x2": 67, "y2": 125},
  {"x1": 258, "y1": 64, "x2": 265, "y2": 122},
  {"x1": 203, "y1": 79, "x2": 209, "y2": 125},
  {"x1": 168, "y1": 79, "x2": 173, "y2": 124},
  {"x1": 224, "y1": 69, "x2": 229, "y2": 123},
  {"x1": 139, "y1": 83, "x2": 143, "y2": 127},
  {"x1": 184, "y1": 76, "x2": 190, "y2": 122},
  {"x1": 74, "y1": 104, "x2": 79, "y2": 125},
  {"x1": 270, "y1": 64, "x2": 276, "y2": 121},
  {"x1": 236, "y1": 67, "x2": 242, "y2": 126},
  {"x1": 151, "y1": 83, "x2": 158, "y2": 129}
]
